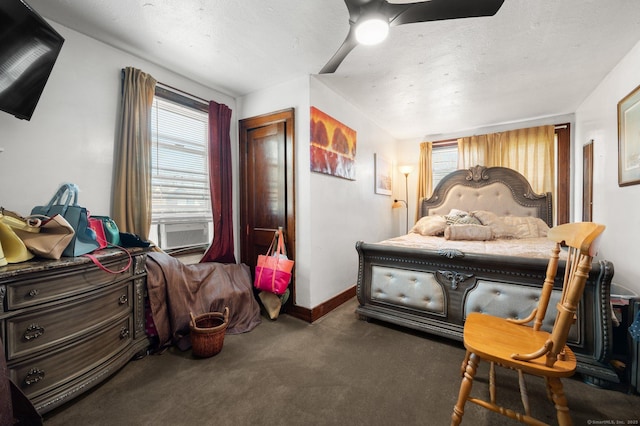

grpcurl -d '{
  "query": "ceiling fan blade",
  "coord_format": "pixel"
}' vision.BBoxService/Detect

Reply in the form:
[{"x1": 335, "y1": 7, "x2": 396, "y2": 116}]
[
  {"x1": 343, "y1": 0, "x2": 385, "y2": 22},
  {"x1": 386, "y1": 0, "x2": 505, "y2": 27},
  {"x1": 344, "y1": 0, "x2": 372, "y2": 21},
  {"x1": 320, "y1": 0, "x2": 504, "y2": 74},
  {"x1": 319, "y1": 27, "x2": 359, "y2": 74}
]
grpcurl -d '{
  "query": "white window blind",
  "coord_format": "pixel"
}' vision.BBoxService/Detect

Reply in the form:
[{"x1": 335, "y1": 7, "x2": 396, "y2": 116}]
[
  {"x1": 150, "y1": 96, "x2": 211, "y2": 224},
  {"x1": 432, "y1": 145, "x2": 458, "y2": 188}
]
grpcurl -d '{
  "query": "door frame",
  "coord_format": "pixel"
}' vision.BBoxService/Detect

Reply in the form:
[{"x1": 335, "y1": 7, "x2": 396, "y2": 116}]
[
  {"x1": 583, "y1": 140, "x2": 594, "y2": 222},
  {"x1": 239, "y1": 108, "x2": 296, "y2": 300}
]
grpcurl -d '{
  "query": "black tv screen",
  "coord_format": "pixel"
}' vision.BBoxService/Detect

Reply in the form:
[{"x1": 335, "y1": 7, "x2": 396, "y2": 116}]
[{"x1": 0, "y1": 0, "x2": 64, "y2": 120}]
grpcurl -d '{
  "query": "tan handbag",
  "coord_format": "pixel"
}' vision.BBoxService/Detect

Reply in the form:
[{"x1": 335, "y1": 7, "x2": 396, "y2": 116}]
[{"x1": 14, "y1": 214, "x2": 75, "y2": 260}]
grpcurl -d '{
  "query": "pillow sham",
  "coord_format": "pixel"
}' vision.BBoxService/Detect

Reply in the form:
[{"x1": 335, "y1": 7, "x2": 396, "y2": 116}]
[
  {"x1": 410, "y1": 215, "x2": 447, "y2": 236},
  {"x1": 470, "y1": 210, "x2": 516, "y2": 239},
  {"x1": 444, "y1": 224, "x2": 493, "y2": 241}
]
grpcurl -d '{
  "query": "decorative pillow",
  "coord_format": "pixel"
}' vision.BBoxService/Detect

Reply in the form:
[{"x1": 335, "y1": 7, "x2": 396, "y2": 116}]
[
  {"x1": 444, "y1": 224, "x2": 493, "y2": 241},
  {"x1": 470, "y1": 210, "x2": 516, "y2": 239},
  {"x1": 444, "y1": 214, "x2": 482, "y2": 226},
  {"x1": 410, "y1": 215, "x2": 447, "y2": 236},
  {"x1": 501, "y1": 216, "x2": 550, "y2": 239}
]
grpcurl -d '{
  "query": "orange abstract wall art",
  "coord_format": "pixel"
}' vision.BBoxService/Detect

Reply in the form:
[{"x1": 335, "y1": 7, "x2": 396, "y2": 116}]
[{"x1": 310, "y1": 106, "x2": 356, "y2": 180}]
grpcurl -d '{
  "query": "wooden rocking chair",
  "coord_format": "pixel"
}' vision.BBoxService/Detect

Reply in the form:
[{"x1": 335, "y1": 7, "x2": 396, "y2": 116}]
[{"x1": 451, "y1": 222, "x2": 606, "y2": 426}]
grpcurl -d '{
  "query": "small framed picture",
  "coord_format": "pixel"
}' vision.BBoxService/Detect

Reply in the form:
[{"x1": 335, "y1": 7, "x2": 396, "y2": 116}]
[
  {"x1": 374, "y1": 153, "x2": 392, "y2": 195},
  {"x1": 618, "y1": 83, "x2": 640, "y2": 186}
]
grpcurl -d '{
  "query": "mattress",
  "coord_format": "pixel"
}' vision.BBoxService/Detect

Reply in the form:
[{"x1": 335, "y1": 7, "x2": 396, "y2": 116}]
[{"x1": 378, "y1": 233, "x2": 558, "y2": 260}]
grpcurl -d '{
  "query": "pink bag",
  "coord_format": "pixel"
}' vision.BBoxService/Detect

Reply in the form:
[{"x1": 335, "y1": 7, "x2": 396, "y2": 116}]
[
  {"x1": 88, "y1": 217, "x2": 108, "y2": 250},
  {"x1": 254, "y1": 229, "x2": 294, "y2": 295},
  {"x1": 86, "y1": 214, "x2": 132, "y2": 275}
]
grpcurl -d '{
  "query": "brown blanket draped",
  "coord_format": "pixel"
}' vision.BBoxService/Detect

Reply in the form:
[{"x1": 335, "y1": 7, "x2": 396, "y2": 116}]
[{"x1": 146, "y1": 252, "x2": 261, "y2": 350}]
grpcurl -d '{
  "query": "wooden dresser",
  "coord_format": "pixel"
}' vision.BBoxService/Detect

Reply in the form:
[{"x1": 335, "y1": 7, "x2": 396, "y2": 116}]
[{"x1": 0, "y1": 248, "x2": 149, "y2": 414}]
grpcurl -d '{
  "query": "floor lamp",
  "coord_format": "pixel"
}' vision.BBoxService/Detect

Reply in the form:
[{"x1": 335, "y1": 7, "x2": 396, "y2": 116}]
[{"x1": 392, "y1": 166, "x2": 413, "y2": 234}]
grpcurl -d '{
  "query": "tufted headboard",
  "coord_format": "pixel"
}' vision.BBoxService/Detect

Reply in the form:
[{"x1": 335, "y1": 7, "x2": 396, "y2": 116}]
[{"x1": 420, "y1": 165, "x2": 553, "y2": 227}]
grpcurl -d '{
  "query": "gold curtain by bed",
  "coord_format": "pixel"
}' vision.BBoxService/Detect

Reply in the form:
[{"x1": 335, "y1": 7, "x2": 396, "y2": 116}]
[
  {"x1": 457, "y1": 125, "x2": 555, "y2": 196},
  {"x1": 416, "y1": 141, "x2": 433, "y2": 221}
]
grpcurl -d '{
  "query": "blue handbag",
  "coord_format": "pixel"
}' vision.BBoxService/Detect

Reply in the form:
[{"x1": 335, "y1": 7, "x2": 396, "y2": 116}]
[{"x1": 31, "y1": 184, "x2": 99, "y2": 257}]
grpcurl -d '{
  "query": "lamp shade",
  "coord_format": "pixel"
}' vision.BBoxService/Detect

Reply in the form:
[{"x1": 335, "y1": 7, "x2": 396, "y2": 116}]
[
  {"x1": 392, "y1": 199, "x2": 407, "y2": 209},
  {"x1": 399, "y1": 165, "x2": 413, "y2": 175}
]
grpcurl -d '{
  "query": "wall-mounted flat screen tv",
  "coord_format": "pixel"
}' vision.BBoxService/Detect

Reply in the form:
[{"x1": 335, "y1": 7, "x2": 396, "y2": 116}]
[{"x1": 0, "y1": 0, "x2": 64, "y2": 121}]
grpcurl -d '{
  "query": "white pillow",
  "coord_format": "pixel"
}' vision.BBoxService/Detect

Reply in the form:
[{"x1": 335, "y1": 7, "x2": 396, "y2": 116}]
[
  {"x1": 447, "y1": 208, "x2": 468, "y2": 217},
  {"x1": 501, "y1": 216, "x2": 550, "y2": 238},
  {"x1": 470, "y1": 210, "x2": 516, "y2": 239},
  {"x1": 410, "y1": 215, "x2": 447, "y2": 236}
]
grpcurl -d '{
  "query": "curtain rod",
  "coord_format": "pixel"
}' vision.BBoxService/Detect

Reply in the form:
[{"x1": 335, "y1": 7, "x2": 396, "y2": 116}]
[
  {"x1": 120, "y1": 68, "x2": 210, "y2": 105},
  {"x1": 432, "y1": 123, "x2": 570, "y2": 144},
  {"x1": 156, "y1": 81, "x2": 209, "y2": 105}
]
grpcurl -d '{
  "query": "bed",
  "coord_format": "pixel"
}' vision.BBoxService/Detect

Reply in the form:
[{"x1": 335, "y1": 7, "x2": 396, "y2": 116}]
[{"x1": 355, "y1": 165, "x2": 617, "y2": 387}]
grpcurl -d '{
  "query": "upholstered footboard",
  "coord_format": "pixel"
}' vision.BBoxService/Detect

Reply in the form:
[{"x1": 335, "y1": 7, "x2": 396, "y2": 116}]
[{"x1": 355, "y1": 241, "x2": 617, "y2": 387}]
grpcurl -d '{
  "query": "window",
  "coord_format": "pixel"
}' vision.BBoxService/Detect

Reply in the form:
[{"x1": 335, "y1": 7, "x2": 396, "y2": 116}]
[
  {"x1": 432, "y1": 143, "x2": 458, "y2": 188},
  {"x1": 148, "y1": 87, "x2": 212, "y2": 250}
]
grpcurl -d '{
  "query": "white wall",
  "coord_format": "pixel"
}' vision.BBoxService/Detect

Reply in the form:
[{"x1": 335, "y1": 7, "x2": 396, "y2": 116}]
[
  {"x1": 309, "y1": 77, "x2": 397, "y2": 307},
  {"x1": 238, "y1": 76, "x2": 397, "y2": 309},
  {"x1": 0, "y1": 22, "x2": 236, "y2": 221},
  {"x1": 575, "y1": 39, "x2": 640, "y2": 296}
]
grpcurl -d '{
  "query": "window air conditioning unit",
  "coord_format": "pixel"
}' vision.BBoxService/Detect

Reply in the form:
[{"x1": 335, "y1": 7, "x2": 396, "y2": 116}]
[{"x1": 158, "y1": 222, "x2": 209, "y2": 250}]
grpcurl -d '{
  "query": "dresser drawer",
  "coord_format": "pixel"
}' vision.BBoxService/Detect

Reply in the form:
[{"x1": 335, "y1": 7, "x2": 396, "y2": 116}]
[
  {"x1": 5, "y1": 257, "x2": 133, "y2": 310},
  {"x1": 6, "y1": 282, "x2": 132, "y2": 360},
  {"x1": 8, "y1": 316, "x2": 133, "y2": 400}
]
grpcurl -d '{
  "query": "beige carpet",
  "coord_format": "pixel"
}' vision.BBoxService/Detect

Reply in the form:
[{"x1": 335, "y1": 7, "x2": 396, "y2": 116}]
[{"x1": 44, "y1": 298, "x2": 639, "y2": 425}]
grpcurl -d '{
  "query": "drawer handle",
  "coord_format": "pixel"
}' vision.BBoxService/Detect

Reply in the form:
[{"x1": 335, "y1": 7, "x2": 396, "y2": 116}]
[
  {"x1": 119, "y1": 294, "x2": 128, "y2": 305},
  {"x1": 23, "y1": 324, "x2": 45, "y2": 341},
  {"x1": 24, "y1": 368, "x2": 45, "y2": 386},
  {"x1": 28, "y1": 289, "x2": 40, "y2": 297},
  {"x1": 120, "y1": 327, "x2": 130, "y2": 339}
]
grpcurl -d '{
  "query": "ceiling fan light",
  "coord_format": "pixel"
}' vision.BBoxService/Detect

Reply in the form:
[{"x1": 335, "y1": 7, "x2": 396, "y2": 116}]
[{"x1": 355, "y1": 17, "x2": 389, "y2": 45}]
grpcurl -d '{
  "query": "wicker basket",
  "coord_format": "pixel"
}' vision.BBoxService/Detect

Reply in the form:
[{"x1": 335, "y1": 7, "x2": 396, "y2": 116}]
[{"x1": 190, "y1": 307, "x2": 229, "y2": 358}]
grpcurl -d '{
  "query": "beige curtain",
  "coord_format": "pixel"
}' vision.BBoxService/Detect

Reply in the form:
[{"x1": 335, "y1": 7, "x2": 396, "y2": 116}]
[
  {"x1": 416, "y1": 141, "x2": 433, "y2": 221},
  {"x1": 112, "y1": 67, "x2": 157, "y2": 238},
  {"x1": 457, "y1": 125, "x2": 554, "y2": 195},
  {"x1": 496, "y1": 126, "x2": 555, "y2": 195},
  {"x1": 456, "y1": 134, "x2": 501, "y2": 167}
]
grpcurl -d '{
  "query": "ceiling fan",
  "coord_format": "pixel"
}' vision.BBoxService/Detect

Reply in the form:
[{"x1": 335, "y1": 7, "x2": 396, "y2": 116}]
[{"x1": 319, "y1": 0, "x2": 505, "y2": 74}]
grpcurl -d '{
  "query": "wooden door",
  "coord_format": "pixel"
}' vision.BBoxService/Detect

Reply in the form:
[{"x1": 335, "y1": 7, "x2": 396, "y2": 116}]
[{"x1": 239, "y1": 109, "x2": 295, "y2": 291}]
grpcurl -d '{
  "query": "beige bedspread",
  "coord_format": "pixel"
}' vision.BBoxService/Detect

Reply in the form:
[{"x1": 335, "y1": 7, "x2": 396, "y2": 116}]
[
  {"x1": 379, "y1": 233, "x2": 558, "y2": 259},
  {"x1": 146, "y1": 252, "x2": 262, "y2": 350}
]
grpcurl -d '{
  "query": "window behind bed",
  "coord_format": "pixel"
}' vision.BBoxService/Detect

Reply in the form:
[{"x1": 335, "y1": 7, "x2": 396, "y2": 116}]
[{"x1": 432, "y1": 144, "x2": 458, "y2": 188}]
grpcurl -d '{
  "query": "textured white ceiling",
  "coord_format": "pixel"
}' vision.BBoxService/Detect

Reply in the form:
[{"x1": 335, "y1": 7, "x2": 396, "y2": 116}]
[{"x1": 26, "y1": 0, "x2": 640, "y2": 139}]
